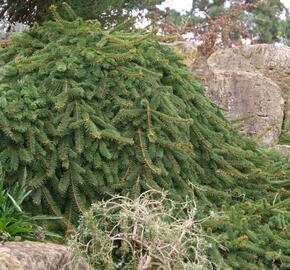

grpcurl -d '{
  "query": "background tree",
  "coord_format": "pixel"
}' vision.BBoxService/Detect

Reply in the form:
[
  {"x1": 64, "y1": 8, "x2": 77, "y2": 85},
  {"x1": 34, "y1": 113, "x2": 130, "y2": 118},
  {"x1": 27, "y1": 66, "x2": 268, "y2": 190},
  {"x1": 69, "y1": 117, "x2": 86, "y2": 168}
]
[
  {"x1": 191, "y1": 0, "x2": 290, "y2": 44},
  {"x1": 1, "y1": 0, "x2": 289, "y2": 45},
  {"x1": 0, "y1": 0, "x2": 164, "y2": 28},
  {"x1": 159, "y1": 0, "x2": 290, "y2": 54},
  {"x1": 159, "y1": 0, "x2": 255, "y2": 55},
  {"x1": 249, "y1": 0, "x2": 289, "y2": 43}
]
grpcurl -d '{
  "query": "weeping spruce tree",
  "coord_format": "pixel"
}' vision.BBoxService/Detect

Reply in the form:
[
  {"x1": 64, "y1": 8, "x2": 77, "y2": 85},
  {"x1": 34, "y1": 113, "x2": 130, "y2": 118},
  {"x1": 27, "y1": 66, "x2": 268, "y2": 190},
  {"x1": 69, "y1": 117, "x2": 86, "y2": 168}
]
[{"x1": 0, "y1": 4, "x2": 289, "y2": 269}]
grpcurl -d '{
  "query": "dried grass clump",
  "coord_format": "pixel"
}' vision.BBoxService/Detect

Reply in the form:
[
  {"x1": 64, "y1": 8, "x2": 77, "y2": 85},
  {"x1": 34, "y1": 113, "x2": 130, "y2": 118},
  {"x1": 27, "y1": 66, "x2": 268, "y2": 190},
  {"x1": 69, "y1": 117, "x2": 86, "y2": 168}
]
[{"x1": 67, "y1": 190, "x2": 213, "y2": 270}]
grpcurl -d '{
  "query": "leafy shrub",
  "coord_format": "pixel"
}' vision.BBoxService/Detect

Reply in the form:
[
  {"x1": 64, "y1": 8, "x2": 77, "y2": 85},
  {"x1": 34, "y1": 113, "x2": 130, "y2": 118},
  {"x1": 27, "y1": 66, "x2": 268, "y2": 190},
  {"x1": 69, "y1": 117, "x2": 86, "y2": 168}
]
[
  {"x1": 0, "y1": 164, "x2": 61, "y2": 241},
  {"x1": 0, "y1": 166, "x2": 33, "y2": 240},
  {"x1": 68, "y1": 190, "x2": 213, "y2": 270}
]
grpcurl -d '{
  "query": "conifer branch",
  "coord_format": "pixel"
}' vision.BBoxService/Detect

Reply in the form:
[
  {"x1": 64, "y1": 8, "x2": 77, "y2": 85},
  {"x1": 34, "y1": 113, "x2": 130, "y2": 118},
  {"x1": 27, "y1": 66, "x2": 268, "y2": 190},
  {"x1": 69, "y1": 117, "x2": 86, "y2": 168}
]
[
  {"x1": 118, "y1": 67, "x2": 144, "y2": 77},
  {"x1": 138, "y1": 128, "x2": 161, "y2": 175},
  {"x1": 49, "y1": 5, "x2": 64, "y2": 22},
  {"x1": 62, "y1": 2, "x2": 77, "y2": 20},
  {"x1": 0, "y1": 41, "x2": 16, "y2": 47},
  {"x1": 106, "y1": 49, "x2": 137, "y2": 60},
  {"x1": 146, "y1": 105, "x2": 156, "y2": 142},
  {"x1": 131, "y1": 28, "x2": 158, "y2": 45},
  {"x1": 152, "y1": 110, "x2": 193, "y2": 124},
  {"x1": 109, "y1": 17, "x2": 136, "y2": 33},
  {"x1": 121, "y1": 165, "x2": 131, "y2": 181},
  {"x1": 71, "y1": 184, "x2": 84, "y2": 213},
  {"x1": 75, "y1": 101, "x2": 82, "y2": 153}
]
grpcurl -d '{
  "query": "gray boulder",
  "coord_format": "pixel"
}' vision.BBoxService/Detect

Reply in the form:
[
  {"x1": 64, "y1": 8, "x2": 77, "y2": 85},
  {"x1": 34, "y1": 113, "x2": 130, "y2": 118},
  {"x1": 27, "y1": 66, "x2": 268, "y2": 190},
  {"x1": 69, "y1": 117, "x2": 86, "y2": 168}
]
[
  {"x1": 188, "y1": 44, "x2": 290, "y2": 145},
  {"x1": 206, "y1": 47, "x2": 284, "y2": 145},
  {"x1": 0, "y1": 242, "x2": 88, "y2": 270}
]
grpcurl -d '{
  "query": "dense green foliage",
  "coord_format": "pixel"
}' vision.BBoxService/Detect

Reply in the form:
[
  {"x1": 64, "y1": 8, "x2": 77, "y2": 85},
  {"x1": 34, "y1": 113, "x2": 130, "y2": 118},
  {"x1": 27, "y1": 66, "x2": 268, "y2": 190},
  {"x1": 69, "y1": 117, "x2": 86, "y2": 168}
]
[{"x1": 0, "y1": 5, "x2": 289, "y2": 269}]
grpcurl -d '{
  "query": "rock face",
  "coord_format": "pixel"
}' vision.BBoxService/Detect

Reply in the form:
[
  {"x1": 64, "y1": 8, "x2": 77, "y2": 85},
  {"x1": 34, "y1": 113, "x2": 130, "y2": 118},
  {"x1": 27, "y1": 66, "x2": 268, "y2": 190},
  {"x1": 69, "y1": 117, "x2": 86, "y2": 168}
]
[
  {"x1": 189, "y1": 44, "x2": 290, "y2": 145},
  {"x1": 238, "y1": 44, "x2": 290, "y2": 93},
  {"x1": 170, "y1": 42, "x2": 290, "y2": 147},
  {"x1": 0, "y1": 242, "x2": 88, "y2": 270},
  {"x1": 206, "y1": 47, "x2": 285, "y2": 145}
]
